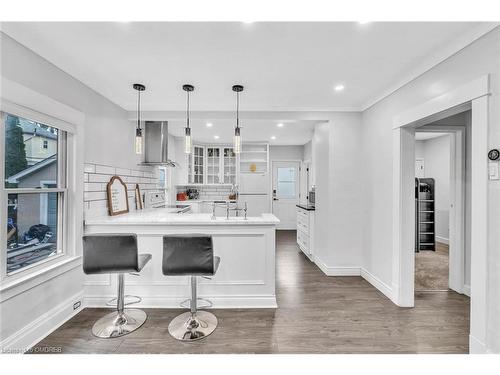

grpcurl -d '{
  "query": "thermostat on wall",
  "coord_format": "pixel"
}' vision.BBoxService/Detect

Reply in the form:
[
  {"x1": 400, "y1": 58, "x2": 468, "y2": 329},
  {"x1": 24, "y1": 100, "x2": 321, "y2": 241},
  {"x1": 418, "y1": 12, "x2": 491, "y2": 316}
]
[{"x1": 488, "y1": 149, "x2": 499, "y2": 161}]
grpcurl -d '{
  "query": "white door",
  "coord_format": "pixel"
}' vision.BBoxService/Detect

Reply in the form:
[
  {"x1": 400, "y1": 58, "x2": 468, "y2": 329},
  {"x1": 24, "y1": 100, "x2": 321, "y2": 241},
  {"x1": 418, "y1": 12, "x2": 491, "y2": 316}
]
[{"x1": 272, "y1": 161, "x2": 300, "y2": 229}]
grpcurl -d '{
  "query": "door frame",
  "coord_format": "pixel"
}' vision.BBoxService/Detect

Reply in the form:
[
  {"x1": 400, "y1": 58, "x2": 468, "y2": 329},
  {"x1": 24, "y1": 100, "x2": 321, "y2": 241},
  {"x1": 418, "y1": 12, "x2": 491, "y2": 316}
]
[
  {"x1": 392, "y1": 75, "x2": 489, "y2": 353},
  {"x1": 414, "y1": 126, "x2": 466, "y2": 294},
  {"x1": 271, "y1": 160, "x2": 302, "y2": 229}
]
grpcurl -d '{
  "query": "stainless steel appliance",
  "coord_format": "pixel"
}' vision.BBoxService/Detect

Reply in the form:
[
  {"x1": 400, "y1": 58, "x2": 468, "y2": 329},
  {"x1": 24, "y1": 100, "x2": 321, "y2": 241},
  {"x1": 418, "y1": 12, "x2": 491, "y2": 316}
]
[{"x1": 308, "y1": 187, "x2": 315, "y2": 206}]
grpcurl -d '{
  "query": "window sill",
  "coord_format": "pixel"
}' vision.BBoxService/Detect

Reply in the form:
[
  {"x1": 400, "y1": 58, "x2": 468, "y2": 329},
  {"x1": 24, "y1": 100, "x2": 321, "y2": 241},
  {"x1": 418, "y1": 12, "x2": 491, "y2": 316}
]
[{"x1": 0, "y1": 255, "x2": 82, "y2": 303}]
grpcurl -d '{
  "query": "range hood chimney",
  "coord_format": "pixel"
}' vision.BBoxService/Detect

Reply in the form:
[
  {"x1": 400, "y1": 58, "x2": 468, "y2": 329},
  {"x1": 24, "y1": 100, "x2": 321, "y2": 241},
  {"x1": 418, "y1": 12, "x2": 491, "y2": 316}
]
[{"x1": 141, "y1": 121, "x2": 177, "y2": 167}]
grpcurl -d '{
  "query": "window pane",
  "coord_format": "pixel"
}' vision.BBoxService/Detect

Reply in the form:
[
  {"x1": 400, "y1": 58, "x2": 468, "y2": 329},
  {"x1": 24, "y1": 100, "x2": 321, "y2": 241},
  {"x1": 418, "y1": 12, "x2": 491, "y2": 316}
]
[
  {"x1": 158, "y1": 167, "x2": 166, "y2": 189},
  {"x1": 4, "y1": 114, "x2": 59, "y2": 188},
  {"x1": 277, "y1": 167, "x2": 296, "y2": 199},
  {"x1": 7, "y1": 192, "x2": 60, "y2": 273},
  {"x1": 277, "y1": 167, "x2": 295, "y2": 182}
]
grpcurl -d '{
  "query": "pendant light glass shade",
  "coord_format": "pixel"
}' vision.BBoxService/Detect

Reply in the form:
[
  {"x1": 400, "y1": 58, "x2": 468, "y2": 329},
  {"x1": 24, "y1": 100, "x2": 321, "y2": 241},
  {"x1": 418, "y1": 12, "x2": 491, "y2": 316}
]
[
  {"x1": 185, "y1": 127, "x2": 192, "y2": 154},
  {"x1": 232, "y1": 85, "x2": 244, "y2": 154},
  {"x1": 133, "y1": 83, "x2": 146, "y2": 155},
  {"x1": 135, "y1": 128, "x2": 143, "y2": 155},
  {"x1": 183, "y1": 84, "x2": 194, "y2": 154},
  {"x1": 234, "y1": 127, "x2": 241, "y2": 154}
]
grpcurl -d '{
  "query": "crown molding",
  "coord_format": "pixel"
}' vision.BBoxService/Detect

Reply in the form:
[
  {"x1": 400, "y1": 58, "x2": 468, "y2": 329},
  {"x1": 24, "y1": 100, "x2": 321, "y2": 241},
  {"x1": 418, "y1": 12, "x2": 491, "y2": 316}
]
[{"x1": 361, "y1": 23, "x2": 500, "y2": 111}]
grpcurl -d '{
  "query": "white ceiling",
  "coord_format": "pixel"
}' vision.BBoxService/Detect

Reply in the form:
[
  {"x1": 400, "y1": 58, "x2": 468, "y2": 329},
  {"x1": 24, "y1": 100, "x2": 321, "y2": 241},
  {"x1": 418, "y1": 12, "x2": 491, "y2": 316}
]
[
  {"x1": 1, "y1": 22, "x2": 492, "y2": 145},
  {"x1": 1, "y1": 22, "x2": 492, "y2": 113},
  {"x1": 168, "y1": 118, "x2": 316, "y2": 145}
]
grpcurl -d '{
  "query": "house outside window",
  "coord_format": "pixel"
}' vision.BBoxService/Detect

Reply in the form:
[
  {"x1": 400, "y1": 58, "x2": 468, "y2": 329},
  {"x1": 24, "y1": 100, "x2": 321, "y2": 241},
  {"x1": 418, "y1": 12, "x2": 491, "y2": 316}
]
[{"x1": 3, "y1": 113, "x2": 67, "y2": 274}]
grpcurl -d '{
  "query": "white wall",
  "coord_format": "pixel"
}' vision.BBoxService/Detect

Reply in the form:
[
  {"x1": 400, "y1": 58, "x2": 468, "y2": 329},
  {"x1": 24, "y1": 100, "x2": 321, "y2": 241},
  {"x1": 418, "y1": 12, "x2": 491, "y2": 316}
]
[
  {"x1": 416, "y1": 135, "x2": 451, "y2": 242},
  {"x1": 303, "y1": 140, "x2": 312, "y2": 162},
  {"x1": 361, "y1": 26, "x2": 500, "y2": 353},
  {"x1": 0, "y1": 33, "x2": 156, "y2": 349},
  {"x1": 327, "y1": 113, "x2": 364, "y2": 269},
  {"x1": 309, "y1": 114, "x2": 364, "y2": 272},
  {"x1": 269, "y1": 145, "x2": 304, "y2": 161}
]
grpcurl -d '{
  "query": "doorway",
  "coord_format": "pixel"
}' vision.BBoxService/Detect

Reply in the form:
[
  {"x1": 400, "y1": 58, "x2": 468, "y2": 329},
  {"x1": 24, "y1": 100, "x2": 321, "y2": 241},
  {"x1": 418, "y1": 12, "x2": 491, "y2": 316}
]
[
  {"x1": 272, "y1": 161, "x2": 300, "y2": 229},
  {"x1": 414, "y1": 114, "x2": 469, "y2": 295},
  {"x1": 392, "y1": 76, "x2": 489, "y2": 352}
]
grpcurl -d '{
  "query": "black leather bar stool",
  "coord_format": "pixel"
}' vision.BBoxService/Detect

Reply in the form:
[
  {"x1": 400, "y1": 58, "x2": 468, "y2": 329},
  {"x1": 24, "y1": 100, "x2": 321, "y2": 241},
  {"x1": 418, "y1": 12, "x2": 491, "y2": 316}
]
[
  {"x1": 83, "y1": 234, "x2": 152, "y2": 338},
  {"x1": 162, "y1": 235, "x2": 220, "y2": 341}
]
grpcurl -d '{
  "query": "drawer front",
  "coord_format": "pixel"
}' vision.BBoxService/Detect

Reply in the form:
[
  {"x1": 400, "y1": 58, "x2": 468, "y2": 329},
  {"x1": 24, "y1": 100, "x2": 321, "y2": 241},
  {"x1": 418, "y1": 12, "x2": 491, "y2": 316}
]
[
  {"x1": 297, "y1": 229, "x2": 310, "y2": 253},
  {"x1": 297, "y1": 218, "x2": 309, "y2": 234},
  {"x1": 296, "y1": 208, "x2": 308, "y2": 220},
  {"x1": 297, "y1": 211, "x2": 309, "y2": 234}
]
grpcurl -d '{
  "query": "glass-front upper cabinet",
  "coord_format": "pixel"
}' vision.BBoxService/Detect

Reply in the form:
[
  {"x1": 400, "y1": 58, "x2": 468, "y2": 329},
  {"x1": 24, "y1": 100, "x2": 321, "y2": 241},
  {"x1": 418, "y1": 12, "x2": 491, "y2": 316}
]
[
  {"x1": 206, "y1": 147, "x2": 220, "y2": 184},
  {"x1": 188, "y1": 146, "x2": 204, "y2": 184},
  {"x1": 187, "y1": 145, "x2": 237, "y2": 185},
  {"x1": 223, "y1": 147, "x2": 237, "y2": 184}
]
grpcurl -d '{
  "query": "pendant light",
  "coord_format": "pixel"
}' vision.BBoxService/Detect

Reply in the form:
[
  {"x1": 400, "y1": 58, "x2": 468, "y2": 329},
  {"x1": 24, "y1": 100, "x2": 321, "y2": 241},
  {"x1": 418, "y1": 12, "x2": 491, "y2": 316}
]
[
  {"x1": 232, "y1": 84, "x2": 244, "y2": 154},
  {"x1": 183, "y1": 84, "x2": 194, "y2": 154},
  {"x1": 133, "y1": 83, "x2": 146, "y2": 154}
]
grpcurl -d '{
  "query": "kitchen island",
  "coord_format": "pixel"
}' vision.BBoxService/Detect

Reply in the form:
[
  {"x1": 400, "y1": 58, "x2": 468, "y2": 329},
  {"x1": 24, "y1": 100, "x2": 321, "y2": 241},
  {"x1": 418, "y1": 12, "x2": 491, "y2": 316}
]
[{"x1": 84, "y1": 209, "x2": 280, "y2": 308}]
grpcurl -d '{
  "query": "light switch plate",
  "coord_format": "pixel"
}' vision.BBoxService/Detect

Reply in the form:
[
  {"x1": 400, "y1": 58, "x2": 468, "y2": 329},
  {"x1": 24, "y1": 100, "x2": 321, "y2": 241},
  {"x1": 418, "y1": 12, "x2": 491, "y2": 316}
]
[{"x1": 488, "y1": 162, "x2": 499, "y2": 180}]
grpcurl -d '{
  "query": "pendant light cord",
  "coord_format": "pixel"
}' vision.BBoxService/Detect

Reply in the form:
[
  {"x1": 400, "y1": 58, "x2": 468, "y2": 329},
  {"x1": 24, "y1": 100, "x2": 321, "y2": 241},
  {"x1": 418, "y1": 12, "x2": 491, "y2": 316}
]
[
  {"x1": 137, "y1": 90, "x2": 141, "y2": 130},
  {"x1": 186, "y1": 90, "x2": 190, "y2": 128},
  {"x1": 236, "y1": 91, "x2": 240, "y2": 128}
]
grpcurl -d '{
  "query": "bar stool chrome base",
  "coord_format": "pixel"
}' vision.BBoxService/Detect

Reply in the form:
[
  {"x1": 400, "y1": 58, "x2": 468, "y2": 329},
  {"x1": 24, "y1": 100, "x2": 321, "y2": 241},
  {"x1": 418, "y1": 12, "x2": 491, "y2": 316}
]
[
  {"x1": 92, "y1": 309, "x2": 147, "y2": 338},
  {"x1": 168, "y1": 311, "x2": 218, "y2": 341}
]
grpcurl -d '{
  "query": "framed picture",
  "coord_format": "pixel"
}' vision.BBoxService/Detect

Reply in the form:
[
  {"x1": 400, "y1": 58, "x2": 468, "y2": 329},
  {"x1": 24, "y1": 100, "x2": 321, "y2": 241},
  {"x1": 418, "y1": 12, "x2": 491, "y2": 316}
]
[
  {"x1": 135, "y1": 184, "x2": 143, "y2": 210},
  {"x1": 106, "y1": 175, "x2": 129, "y2": 216}
]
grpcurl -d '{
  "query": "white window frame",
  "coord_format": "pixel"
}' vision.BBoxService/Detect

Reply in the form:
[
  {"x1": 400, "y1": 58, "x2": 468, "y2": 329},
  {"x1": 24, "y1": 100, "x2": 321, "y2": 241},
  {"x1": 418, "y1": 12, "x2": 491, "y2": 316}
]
[
  {"x1": 0, "y1": 82, "x2": 84, "y2": 300},
  {"x1": 1, "y1": 112, "x2": 69, "y2": 277}
]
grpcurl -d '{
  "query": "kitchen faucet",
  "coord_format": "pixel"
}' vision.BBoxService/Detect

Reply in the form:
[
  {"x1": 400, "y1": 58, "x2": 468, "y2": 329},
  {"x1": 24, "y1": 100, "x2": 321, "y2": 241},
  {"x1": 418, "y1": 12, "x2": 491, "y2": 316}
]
[{"x1": 226, "y1": 201, "x2": 247, "y2": 220}]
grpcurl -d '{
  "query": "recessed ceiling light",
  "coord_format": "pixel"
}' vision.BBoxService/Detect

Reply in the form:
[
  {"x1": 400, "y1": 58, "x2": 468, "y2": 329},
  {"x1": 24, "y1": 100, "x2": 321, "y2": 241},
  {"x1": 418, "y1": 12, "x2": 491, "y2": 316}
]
[
  {"x1": 277, "y1": 123, "x2": 284, "y2": 128},
  {"x1": 334, "y1": 84, "x2": 345, "y2": 92},
  {"x1": 270, "y1": 136, "x2": 276, "y2": 140},
  {"x1": 358, "y1": 21, "x2": 371, "y2": 25},
  {"x1": 214, "y1": 135, "x2": 220, "y2": 139},
  {"x1": 206, "y1": 122, "x2": 213, "y2": 127}
]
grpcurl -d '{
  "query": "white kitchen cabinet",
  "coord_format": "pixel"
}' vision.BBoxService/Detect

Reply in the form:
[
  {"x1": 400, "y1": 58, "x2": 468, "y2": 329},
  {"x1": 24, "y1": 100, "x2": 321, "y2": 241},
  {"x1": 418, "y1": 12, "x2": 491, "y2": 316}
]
[
  {"x1": 239, "y1": 173, "x2": 269, "y2": 194},
  {"x1": 239, "y1": 194, "x2": 270, "y2": 216},
  {"x1": 188, "y1": 145, "x2": 205, "y2": 184},
  {"x1": 185, "y1": 145, "x2": 237, "y2": 185},
  {"x1": 296, "y1": 206, "x2": 315, "y2": 261}
]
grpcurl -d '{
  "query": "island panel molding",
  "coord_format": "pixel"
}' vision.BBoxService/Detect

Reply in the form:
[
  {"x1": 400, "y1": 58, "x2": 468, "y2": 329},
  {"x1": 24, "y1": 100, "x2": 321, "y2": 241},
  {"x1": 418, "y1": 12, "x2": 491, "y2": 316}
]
[
  {"x1": 84, "y1": 211, "x2": 279, "y2": 308},
  {"x1": 106, "y1": 175, "x2": 130, "y2": 216}
]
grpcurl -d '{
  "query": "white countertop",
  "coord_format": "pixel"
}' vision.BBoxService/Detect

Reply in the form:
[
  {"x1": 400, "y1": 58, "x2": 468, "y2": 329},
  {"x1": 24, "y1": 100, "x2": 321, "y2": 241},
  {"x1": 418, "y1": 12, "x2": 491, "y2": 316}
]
[
  {"x1": 85, "y1": 209, "x2": 280, "y2": 226},
  {"x1": 176, "y1": 200, "x2": 237, "y2": 205}
]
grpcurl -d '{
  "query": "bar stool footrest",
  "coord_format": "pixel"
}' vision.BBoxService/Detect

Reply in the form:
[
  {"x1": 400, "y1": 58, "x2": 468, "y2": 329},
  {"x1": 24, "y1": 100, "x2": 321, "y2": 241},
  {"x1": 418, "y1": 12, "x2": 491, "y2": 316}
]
[
  {"x1": 106, "y1": 295, "x2": 142, "y2": 307},
  {"x1": 180, "y1": 297, "x2": 213, "y2": 309}
]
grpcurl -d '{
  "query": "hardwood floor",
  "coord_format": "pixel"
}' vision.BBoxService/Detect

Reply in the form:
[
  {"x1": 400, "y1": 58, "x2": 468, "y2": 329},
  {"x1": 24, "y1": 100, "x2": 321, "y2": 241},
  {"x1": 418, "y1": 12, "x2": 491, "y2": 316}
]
[
  {"x1": 32, "y1": 230, "x2": 470, "y2": 354},
  {"x1": 415, "y1": 242, "x2": 450, "y2": 291}
]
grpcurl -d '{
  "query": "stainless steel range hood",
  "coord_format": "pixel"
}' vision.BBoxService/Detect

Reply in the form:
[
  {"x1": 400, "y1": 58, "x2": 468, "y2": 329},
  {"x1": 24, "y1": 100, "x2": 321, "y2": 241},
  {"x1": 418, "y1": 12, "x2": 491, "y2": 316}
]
[{"x1": 140, "y1": 121, "x2": 177, "y2": 167}]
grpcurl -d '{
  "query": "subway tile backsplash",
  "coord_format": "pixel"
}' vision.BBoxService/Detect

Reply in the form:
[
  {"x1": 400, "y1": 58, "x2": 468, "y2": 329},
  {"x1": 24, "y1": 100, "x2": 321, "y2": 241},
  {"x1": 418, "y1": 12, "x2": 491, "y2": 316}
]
[
  {"x1": 175, "y1": 184, "x2": 233, "y2": 201},
  {"x1": 84, "y1": 162, "x2": 160, "y2": 219}
]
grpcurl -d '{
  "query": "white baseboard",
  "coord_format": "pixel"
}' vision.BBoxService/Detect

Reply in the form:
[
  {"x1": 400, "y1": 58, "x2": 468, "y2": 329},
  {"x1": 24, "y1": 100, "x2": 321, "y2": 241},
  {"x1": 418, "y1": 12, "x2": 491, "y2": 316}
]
[
  {"x1": 463, "y1": 284, "x2": 471, "y2": 297},
  {"x1": 436, "y1": 236, "x2": 450, "y2": 245},
  {"x1": 314, "y1": 259, "x2": 394, "y2": 302},
  {"x1": 0, "y1": 291, "x2": 84, "y2": 353},
  {"x1": 469, "y1": 335, "x2": 487, "y2": 354},
  {"x1": 315, "y1": 258, "x2": 361, "y2": 276},
  {"x1": 360, "y1": 268, "x2": 394, "y2": 301},
  {"x1": 84, "y1": 295, "x2": 277, "y2": 309}
]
